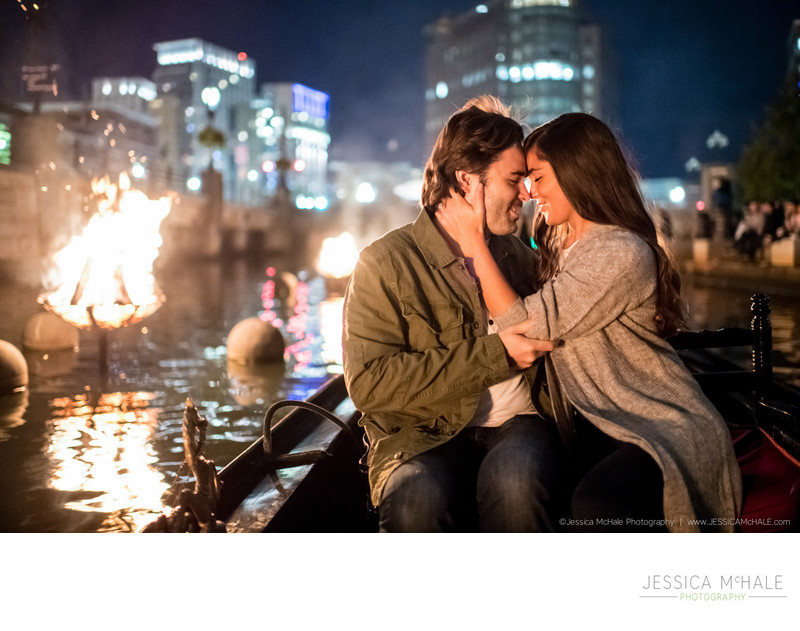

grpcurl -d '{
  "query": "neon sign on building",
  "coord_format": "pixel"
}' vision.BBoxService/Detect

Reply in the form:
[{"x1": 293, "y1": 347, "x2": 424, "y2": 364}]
[{"x1": 292, "y1": 84, "x2": 329, "y2": 120}]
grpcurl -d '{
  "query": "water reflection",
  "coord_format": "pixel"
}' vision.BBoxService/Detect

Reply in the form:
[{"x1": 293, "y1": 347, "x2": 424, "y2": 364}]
[
  {"x1": 227, "y1": 361, "x2": 285, "y2": 406},
  {"x1": 0, "y1": 391, "x2": 28, "y2": 442},
  {"x1": 320, "y1": 298, "x2": 345, "y2": 370},
  {"x1": 682, "y1": 282, "x2": 800, "y2": 388},
  {"x1": 0, "y1": 257, "x2": 797, "y2": 532},
  {"x1": 46, "y1": 391, "x2": 169, "y2": 532}
]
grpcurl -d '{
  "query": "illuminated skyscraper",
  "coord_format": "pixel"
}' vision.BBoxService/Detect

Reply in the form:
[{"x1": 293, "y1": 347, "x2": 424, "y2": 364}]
[
  {"x1": 236, "y1": 82, "x2": 331, "y2": 209},
  {"x1": 424, "y1": 0, "x2": 606, "y2": 151},
  {"x1": 151, "y1": 38, "x2": 256, "y2": 197}
]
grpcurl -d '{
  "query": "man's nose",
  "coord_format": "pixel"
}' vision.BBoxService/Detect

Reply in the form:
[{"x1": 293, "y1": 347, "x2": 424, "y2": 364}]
[{"x1": 518, "y1": 179, "x2": 531, "y2": 201}]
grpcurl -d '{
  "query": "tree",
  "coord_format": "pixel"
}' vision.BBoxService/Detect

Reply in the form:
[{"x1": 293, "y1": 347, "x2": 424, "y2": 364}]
[{"x1": 737, "y1": 75, "x2": 800, "y2": 203}]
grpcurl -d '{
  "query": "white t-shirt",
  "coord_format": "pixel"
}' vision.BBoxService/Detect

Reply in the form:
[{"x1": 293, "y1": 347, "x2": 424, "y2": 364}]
[
  {"x1": 466, "y1": 309, "x2": 537, "y2": 427},
  {"x1": 467, "y1": 238, "x2": 579, "y2": 428}
]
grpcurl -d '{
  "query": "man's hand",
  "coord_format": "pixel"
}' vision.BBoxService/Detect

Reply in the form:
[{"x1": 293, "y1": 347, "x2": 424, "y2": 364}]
[{"x1": 498, "y1": 319, "x2": 554, "y2": 369}]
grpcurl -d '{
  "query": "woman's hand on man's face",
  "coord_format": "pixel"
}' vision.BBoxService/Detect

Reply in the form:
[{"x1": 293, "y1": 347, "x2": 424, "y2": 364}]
[{"x1": 436, "y1": 184, "x2": 486, "y2": 256}]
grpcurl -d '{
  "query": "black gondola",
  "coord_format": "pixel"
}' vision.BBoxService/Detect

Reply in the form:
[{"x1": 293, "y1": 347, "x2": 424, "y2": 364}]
[{"x1": 143, "y1": 293, "x2": 800, "y2": 533}]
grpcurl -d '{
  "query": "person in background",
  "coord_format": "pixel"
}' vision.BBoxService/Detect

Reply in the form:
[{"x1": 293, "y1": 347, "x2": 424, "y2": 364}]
[
  {"x1": 437, "y1": 112, "x2": 742, "y2": 532},
  {"x1": 734, "y1": 200, "x2": 765, "y2": 261},
  {"x1": 782, "y1": 199, "x2": 800, "y2": 236},
  {"x1": 760, "y1": 201, "x2": 782, "y2": 248},
  {"x1": 342, "y1": 97, "x2": 561, "y2": 532}
]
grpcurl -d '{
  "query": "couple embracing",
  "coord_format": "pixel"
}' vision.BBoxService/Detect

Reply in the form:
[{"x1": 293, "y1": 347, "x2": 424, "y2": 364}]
[{"x1": 342, "y1": 96, "x2": 741, "y2": 533}]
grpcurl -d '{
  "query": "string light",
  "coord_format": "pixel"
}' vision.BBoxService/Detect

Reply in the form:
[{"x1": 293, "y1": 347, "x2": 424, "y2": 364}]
[{"x1": 16, "y1": 0, "x2": 41, "y2": 14}]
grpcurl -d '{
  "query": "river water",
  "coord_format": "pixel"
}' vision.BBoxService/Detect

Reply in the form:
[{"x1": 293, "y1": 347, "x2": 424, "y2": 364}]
[{"x1": 0, "y1": 256, "x2": 798, "y2": 533}]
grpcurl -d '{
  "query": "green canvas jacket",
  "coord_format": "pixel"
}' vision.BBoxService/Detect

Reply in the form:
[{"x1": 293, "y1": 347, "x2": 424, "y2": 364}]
[{"x1": 342, "y1": 209, "x2": 549, "y2": 507}]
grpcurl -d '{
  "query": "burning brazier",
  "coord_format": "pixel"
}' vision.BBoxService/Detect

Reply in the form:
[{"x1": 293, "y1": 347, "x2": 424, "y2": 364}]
[{"x1": 39, "y1": 174, "x2": 171, "y2": 373}]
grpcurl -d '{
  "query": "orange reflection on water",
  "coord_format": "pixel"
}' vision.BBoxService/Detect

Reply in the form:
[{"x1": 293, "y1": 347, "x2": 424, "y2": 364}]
[
  {"x1": 46, "y1": 390, "x2": 170, "y2": 532},
  {"x1": 319, "y1": 297, "x2": 344, "y2": 371}
]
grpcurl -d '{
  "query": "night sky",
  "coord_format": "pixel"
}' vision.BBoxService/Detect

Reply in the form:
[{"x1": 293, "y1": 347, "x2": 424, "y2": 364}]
[{"x1": 0, "y1": 0, "x2": 797, "y2": 177}]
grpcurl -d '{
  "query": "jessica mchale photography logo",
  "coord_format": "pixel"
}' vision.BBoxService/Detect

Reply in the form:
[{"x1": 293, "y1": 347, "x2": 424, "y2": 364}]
[{"x1": 640, "y1": 574, "x2": 786, "y2": 602}]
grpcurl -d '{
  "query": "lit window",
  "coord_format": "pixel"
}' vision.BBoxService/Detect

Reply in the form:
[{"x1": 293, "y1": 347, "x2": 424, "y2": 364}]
[{"x1": 583, "y1": 65, "x2": 595, "y2": 80}]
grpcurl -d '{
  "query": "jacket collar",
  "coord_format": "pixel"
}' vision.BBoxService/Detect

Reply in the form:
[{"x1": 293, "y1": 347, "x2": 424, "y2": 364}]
[
  {"x1": 412, "y1": 207, "x2": 516, "y2": 269},
  {"x1": 411, "y1": 208, "x2": 459, "y2": 269}
]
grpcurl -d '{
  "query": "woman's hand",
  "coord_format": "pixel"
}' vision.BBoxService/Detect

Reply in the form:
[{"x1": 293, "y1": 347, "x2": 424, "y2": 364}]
[{"x1": 436, "y1": 183, "x2": 486, "y2": 257}]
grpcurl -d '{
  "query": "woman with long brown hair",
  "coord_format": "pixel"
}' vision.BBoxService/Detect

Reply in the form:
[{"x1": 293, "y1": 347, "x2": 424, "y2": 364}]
[{"x1": 437, "y1": 112, "x2": 742, "y2": 532}]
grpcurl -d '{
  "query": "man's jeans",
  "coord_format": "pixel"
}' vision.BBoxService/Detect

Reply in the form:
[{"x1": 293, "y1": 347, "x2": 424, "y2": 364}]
[{"x1": 378, "y1": 414, "x2": 564, "y2": 532}]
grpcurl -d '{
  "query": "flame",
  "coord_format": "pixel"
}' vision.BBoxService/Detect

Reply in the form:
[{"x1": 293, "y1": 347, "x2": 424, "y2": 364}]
[
  {"x1": 316, "y1": 232, "x2": 358, "y2": 279},
  {"x1": 41, "y1": 174, "x2": 171, "y2": 330}
]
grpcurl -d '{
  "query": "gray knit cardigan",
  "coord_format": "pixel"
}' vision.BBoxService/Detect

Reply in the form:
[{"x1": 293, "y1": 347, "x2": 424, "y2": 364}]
[{"x1": 494, "y1": 224, "x2": 743, "y2": 533}]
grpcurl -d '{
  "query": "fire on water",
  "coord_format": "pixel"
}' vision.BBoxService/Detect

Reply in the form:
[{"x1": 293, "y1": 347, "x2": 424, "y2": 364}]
[{"x1": 41, "y1": 174, "x2": 172, "y2": 330}]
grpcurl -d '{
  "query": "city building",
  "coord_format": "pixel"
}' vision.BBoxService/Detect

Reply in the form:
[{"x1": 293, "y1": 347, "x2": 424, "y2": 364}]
[
  {"x1": 236, "y1": 82, "x2": 331, "y2": 209},
  {"x1": 91, "y1": 77, "x2": 157, "y2": 117},
  {"x1": 150, "y1": 39, "x2": 331, "y2": 209},
  {"x1": 151, "y1": 38, "x2": 257, "y2": 198},
  {"x1": 789, "y1": 19, "x2": 800, "y2": 94},
  {"x1": 423, "y1": 0, "x2": 606, "y2": 151}
]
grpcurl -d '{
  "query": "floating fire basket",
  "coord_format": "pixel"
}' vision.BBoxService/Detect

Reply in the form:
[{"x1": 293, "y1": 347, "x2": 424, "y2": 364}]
[{"x1": 40, "y1": 174, "x2": 171, "y2": 375}]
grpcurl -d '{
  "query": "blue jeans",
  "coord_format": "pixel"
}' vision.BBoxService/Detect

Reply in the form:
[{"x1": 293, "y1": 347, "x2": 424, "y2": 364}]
[{"x1": 378, "y1": 414, "x2": 564, "y2": 532}]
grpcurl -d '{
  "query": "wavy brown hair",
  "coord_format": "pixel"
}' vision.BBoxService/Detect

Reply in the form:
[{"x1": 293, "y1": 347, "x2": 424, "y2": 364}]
[
  {"x1": 421, "y1": 96, "x2": 523, "y2": 211},
  {"x1": 524, "y1": 113, "x2": 686, "y2": 337}
]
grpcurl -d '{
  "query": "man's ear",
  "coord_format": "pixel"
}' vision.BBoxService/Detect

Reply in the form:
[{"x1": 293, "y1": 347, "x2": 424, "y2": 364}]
[{"x1": 455, "y1": 170, "x2": 477, "y2": 195}]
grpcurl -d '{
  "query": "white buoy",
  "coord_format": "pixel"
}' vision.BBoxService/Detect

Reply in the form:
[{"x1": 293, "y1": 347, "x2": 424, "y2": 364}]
[
  {"x1": 226, "y1": 317, "x2": 286, "y2": 365},
  {"x1": 0, "y1": 340, "x2": 28, "y2": 394}
]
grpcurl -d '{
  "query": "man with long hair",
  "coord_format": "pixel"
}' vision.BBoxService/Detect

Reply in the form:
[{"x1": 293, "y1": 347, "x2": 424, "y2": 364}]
[{"x1": 342, "y1": 97, "x2": 560, "y2": 532}]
